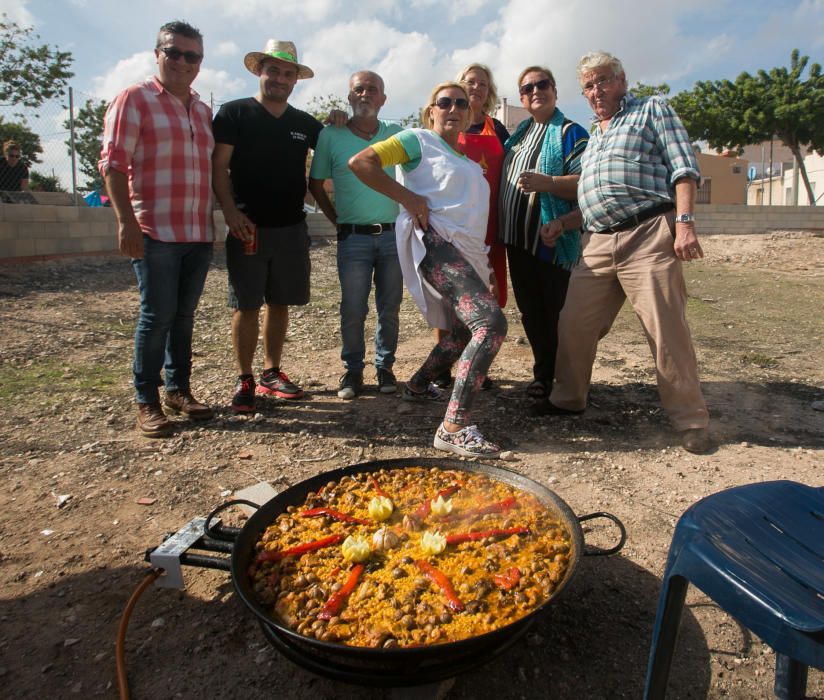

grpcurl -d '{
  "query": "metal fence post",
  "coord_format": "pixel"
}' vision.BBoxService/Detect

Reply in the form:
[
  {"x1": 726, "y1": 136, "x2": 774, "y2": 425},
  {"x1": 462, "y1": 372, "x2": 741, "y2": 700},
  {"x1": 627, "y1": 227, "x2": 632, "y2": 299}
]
[{"x1": 68, "y1": 86, "x2": 78, "y2": 206}]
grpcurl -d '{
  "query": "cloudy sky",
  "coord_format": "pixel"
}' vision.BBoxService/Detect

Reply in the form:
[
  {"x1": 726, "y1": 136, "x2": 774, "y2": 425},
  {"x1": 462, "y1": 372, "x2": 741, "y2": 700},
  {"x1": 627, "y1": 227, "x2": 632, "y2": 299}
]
[{"x1": 3, "y1": 0, "x2": 823, "y2": 185}]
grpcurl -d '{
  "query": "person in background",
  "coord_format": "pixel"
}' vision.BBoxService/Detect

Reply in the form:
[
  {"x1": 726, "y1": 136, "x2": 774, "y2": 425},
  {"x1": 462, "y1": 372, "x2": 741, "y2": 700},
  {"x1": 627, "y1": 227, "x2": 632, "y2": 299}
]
[
  {"x1": 212, "y1": 40, "x2": 322, "y2": 413},
  {"x1": 0, "y1": 141, "x2": 30, "y2": 191},
  {"x1": 433, "y1": 63, "x2": 510, "y2": 391},
  {"x1": 350, "y1": 82, "x2": 507, "y2": 458},
  {"x1": 99, "y1": 20, "x2": 215, "y2": 438},
  {"x1": 308, "y1": 71, "x2": 403, "y2": 400},
  {"x1": 545, "y1": 50, "x2": 712, "y2": 454},
  {"x1": 498, "y1": 65, "x2": 588, "y2": 406}
]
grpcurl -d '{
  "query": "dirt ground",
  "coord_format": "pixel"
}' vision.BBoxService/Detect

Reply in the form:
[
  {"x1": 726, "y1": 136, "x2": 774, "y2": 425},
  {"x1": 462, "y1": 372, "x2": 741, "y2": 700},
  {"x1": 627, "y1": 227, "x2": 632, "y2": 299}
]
[{"x1": 0, "y1": 230, "x2": 822, "y2": 699}]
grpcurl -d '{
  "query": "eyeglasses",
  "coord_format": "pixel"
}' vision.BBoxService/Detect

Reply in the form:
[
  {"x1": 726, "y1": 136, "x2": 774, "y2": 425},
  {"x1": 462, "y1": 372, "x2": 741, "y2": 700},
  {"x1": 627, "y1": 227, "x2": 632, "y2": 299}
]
[
  {"x1": 581, "y1": 75, "x2": 616, "y2": 95},
  {"x1": 432, "y1": 97, "x2": 469, "y2": 110},
  {"x1": 519, "y1": 78, "x2": 553, "y2": 96},
  {"x1": 158, "y1": 46, "x2": 203, "y2": 65},
  {"x1": 7, "y1": 153, "x2": 20, "y2": 160}
]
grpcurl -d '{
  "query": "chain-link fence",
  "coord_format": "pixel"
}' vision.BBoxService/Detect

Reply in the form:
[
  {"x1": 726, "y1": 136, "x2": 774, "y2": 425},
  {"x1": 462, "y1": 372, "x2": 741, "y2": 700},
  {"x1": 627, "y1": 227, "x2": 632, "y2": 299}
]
[
  {"x1": 1, "y1": 87, "x2": 414, "y2": 202},
  {"x1": 1, "y1": 88, "x2": 76, "y2": 196}
]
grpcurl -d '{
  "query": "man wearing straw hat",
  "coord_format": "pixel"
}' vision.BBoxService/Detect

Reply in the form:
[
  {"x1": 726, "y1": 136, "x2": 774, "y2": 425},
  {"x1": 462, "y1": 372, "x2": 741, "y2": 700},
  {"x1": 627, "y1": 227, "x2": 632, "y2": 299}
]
[{"x1": 213, "y1": 40, "x2": 323, "y2": 413}]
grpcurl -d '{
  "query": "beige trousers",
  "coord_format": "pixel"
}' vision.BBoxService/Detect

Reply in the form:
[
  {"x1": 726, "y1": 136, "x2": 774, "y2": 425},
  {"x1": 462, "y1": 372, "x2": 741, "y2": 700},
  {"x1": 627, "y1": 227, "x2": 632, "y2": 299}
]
[{"x1": 549, "y1": 214, "x2": 709, "y2": 431}]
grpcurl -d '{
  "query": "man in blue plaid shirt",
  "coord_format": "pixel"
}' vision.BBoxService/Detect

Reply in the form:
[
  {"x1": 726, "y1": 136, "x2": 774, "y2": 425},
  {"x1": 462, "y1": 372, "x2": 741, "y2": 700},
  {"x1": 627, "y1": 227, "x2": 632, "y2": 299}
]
[{"x1": 539, "y1": 50, "x2": 711, "y2": 454}]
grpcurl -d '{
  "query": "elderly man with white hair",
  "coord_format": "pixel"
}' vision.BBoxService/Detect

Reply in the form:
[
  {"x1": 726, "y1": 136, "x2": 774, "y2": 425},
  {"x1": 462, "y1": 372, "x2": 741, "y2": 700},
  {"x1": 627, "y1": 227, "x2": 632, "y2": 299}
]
[{"x1": 538, "y1": 50, "x2": 712, "y2": 454}]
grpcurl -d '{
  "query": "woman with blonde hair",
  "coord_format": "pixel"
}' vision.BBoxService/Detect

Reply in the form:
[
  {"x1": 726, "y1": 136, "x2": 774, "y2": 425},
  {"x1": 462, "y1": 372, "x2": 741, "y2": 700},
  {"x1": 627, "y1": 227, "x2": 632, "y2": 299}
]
[
  {"x1": 349, "y1": 81, "x2": 507, "y2": 457},
  {"x1": 432, "y1": 63, "x2": 510, "y2": 390}
]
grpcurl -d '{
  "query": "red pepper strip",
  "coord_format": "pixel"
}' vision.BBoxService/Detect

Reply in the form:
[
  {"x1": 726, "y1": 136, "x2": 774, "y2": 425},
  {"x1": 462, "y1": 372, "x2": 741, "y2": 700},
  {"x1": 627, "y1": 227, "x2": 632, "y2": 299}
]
[
  {"x1": 370, "y1": 476, "x2": 390, "y2": 498},
  {"x1": 472, "y1": 495, "x2": 517, "y2": 516},
  {"x1": 299, "y1": 507, "x2": 370, "y2": 525},
  {"x1": 415, "y1": 483, "x2": 462, "y2": 519},
  {"x1": 415, "y1": 560, "x2": 465, "y2": 612},
  {"x1": 445, "y1": 526, "x2": 530, "y2": 546},
  {"x1": 317, "y1": 564, "x2": 365, "y2": 620},
  {"x1": 493, "y1": 566, "x2": 521, "y2": 590},
  {"x1": 455, "y1": 496, "x2": 518, "y2": 520},
  {"x1": 256, "y1": 533, "x2": 345, "y2": 563}
]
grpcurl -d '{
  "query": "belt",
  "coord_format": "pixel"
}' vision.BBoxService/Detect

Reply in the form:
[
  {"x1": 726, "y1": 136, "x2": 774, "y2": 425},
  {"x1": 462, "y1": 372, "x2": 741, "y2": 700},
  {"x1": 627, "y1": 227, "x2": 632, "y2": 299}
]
[
  {"x1": 605, "y1": 203, "x2": 673, "y2": 232},
  {"x1": 336, "y1": 223, "x2": 395, "y2": 235}
]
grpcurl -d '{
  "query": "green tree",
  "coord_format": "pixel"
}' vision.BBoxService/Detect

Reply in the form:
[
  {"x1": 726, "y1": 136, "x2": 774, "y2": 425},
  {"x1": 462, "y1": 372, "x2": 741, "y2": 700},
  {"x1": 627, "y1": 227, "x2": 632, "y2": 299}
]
[
  {"x1": 29, "y1": 170, "x2": 66, "y2": 192},
  {"x1": 0, "y1": 14, "x2": 74, "y2": 109},
  {"x1": 65, "y1": 98, "x2": 107, "y2": 191},
  {"x1": 631, "y1": 82, "x2": 670, "y2": 98},
  {"x1": 399, "y1": 112, "x2": 422, "y2": 128},
  {"x1": 671, "y1": 50, "x2": 824, "y2": 205},
  {"x1": 0, "y1": 116, "x2": 42, "y2": 163},
  {"x1": 305, "y1": 94, "x2": 348, "y2": 122}
]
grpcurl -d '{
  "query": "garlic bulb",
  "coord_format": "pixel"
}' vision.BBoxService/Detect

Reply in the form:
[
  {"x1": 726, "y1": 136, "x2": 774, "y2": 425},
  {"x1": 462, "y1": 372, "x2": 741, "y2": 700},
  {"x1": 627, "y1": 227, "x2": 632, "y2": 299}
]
[{"x1": 372, "y1": 527, "x2": 400, "y2": 553}]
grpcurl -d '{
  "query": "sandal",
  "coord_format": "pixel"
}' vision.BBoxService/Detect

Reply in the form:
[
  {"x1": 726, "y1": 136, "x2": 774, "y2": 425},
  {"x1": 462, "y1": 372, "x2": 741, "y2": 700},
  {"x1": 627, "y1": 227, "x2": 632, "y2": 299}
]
[{"x1": 526, "y1": 379, "x2": 548, "y2": 398}]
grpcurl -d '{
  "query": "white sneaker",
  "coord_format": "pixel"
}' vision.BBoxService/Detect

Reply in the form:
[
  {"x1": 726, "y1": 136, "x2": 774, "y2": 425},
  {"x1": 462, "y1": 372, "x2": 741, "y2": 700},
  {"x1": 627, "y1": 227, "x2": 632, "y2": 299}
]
[{"x1": 433, "y1": 423, "x2": 501, "y2": 458}]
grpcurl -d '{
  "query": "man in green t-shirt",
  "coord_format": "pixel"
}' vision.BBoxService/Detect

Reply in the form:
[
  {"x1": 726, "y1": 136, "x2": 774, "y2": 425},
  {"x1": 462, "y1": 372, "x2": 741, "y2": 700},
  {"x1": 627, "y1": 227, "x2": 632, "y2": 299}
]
[{"x1": 309, "y1": 71, "x2": 404, "y2": 399}]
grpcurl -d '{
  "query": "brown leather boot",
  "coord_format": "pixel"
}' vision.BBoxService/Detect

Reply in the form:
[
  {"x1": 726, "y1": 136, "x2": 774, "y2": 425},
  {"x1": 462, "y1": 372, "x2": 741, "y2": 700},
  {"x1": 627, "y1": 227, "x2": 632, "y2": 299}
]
[
  {"x1": 136, "y1": 402, "x2": 172, "y2": 438},
  {"x1": 164, "y1": 390, "x2": 214, "y2": 420}
]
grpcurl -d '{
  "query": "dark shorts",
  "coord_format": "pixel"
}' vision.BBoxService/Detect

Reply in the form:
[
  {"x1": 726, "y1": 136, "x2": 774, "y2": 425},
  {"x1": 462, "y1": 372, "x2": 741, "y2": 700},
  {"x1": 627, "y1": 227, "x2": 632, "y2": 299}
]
[{"x1": 226, "y1": 220, "x2": 311, "y2": 310}]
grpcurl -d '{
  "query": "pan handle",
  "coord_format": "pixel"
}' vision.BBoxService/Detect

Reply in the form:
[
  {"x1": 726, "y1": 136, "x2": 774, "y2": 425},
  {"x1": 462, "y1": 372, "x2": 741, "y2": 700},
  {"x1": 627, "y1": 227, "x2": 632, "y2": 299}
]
[
  {"x1": 204, "y1": 499, "x2": 260, "y2": 542},
  {"x1": 578, "y1": 512, "x2": 626, "y2": 557}
]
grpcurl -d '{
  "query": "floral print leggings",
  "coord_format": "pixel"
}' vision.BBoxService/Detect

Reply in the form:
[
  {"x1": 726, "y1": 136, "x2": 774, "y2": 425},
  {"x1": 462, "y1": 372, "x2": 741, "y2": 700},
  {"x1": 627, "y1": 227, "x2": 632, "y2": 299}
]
[{"x1": 411, "y1": 227, "x2": 507, "y2": 426}]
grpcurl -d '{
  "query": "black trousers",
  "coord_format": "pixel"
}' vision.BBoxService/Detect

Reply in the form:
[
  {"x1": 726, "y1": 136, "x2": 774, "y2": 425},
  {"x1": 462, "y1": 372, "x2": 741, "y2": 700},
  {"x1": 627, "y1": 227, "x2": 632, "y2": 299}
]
[{"x1": 506, "y1": 244, "x2": 571, "y2": 384}]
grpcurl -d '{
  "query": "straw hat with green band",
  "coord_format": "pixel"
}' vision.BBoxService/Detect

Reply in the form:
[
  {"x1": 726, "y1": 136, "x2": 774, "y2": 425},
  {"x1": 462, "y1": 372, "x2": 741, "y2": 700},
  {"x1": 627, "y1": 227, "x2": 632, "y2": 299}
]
[{"x1": 243, "y1": 40, "x2": 314, "y2": 79}]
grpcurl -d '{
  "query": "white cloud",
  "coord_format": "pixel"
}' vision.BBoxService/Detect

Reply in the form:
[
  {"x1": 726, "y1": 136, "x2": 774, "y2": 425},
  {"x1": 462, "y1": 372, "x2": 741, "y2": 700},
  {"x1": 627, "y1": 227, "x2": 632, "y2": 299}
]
[
  {"x1": 91, "y1": 52, "x2": 155, "y2": 101},
  {"x1": 193, "y1": 68, "x2": 245, "y2": 104},
  {"x1": 409, "y1": 0, "x2": 491, "y2": 23},
  {"x1": 293, "y1": 21, "x2": 445, "y2": 121},
  {"x1": 0, "y1": 0, "x2": 34, "y2": 25},
  {"x1": 213, "y1": 40, "x2": 239, "y2": 58}
]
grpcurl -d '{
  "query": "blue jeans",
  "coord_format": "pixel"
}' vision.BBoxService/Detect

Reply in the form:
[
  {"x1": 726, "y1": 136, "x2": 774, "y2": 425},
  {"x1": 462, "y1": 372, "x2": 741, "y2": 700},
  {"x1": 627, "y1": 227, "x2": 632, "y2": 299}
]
[
  {"x1": 131, "y1": 236, "x2": 213, "y2": 403},
  {"x1": 337, "y1": 230, "x2": 403, "y2": 372}
]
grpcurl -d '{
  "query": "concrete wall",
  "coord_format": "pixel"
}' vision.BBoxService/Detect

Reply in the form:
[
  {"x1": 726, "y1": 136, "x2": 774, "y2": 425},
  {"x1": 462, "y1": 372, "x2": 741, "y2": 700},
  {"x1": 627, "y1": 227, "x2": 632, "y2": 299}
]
[
  {"x1": 695, "y1": 203, "x2": 824, "y2": 234},
  {"x1": 0, "y1": 205, "x2": 337, "y2": 262},
  {"x1": 2, "y1": 202, "x2": 823, "y2": 262}
]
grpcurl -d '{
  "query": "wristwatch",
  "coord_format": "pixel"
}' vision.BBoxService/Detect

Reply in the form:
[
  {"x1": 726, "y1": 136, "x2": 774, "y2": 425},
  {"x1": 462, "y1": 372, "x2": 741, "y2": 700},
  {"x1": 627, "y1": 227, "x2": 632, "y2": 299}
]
[{"x1": 675, "y1": 213, "x2": 695, "y2": 224}]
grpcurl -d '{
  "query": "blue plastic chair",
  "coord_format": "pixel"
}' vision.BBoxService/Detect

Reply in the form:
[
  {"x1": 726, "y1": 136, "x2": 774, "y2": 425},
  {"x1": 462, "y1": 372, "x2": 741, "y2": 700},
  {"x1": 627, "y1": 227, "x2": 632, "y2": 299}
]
[{"x1": 644, "y1": 480, "x2": 824, "y2": 699}]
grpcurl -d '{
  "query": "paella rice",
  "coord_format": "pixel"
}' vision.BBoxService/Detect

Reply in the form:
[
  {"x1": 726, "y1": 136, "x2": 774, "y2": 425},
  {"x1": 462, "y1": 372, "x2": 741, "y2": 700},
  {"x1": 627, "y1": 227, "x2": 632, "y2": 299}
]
[{"x1": 249, "y1": 467, "x2": 573, "y2": 648}]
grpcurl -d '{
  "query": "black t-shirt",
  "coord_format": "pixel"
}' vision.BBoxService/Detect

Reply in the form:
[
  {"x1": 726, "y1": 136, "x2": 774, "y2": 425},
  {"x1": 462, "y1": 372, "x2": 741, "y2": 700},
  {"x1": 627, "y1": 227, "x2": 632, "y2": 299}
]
[
  {"x1": 213, "y1": 98, "x2": 323, "y2": 227},
  {"x1": 0, "y1": 157, "x2": 29, "y2": 191}
]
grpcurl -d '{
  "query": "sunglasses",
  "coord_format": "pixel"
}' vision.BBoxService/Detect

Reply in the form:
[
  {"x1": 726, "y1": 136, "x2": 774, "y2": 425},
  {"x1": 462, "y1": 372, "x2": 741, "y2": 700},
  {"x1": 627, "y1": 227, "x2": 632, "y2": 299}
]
[
  {"x1": 7, "y1": 154, "x2": 20, "y2": 159},
  {"x1": 432, "y1": 97, "x2": 469, "y2": 110},
  {"x1": 519, "y1": 78, "x2": 553, "y2": 96},
  {"x1": 158, "y1": 46, "x2": 203, "y2": 65}
]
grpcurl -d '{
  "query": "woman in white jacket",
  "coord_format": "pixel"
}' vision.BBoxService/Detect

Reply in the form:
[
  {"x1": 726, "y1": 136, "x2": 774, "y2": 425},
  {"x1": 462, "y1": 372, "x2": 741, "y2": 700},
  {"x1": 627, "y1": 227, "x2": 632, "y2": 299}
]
[{"x1": 349, "y1": 81, "x2": 507, "y2": 458}]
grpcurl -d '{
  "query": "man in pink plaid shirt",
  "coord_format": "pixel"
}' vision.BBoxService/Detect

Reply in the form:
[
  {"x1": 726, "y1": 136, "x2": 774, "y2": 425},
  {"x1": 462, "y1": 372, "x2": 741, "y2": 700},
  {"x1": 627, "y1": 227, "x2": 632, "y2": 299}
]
[{"x1": 99, "y1": 20, "x2": 215, "y2": 438}]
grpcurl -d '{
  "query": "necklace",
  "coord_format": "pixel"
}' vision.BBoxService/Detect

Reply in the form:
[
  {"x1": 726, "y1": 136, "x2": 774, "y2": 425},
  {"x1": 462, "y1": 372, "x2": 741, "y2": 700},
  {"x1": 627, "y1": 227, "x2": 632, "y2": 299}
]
[{"x1": 348, "y1": 120, "x2": 379, "y2": 139}]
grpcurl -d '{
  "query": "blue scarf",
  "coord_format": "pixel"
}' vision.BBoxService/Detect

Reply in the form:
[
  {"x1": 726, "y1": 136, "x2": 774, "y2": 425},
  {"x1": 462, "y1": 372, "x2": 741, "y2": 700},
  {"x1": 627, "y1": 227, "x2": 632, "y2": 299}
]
[{"x1": 504, "y1": 107, "x2": 581, "y2": 269}]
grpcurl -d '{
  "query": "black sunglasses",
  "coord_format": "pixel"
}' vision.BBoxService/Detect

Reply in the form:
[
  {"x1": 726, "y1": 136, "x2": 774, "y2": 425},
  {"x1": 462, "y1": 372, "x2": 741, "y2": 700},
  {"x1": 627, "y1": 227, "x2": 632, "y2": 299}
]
[
  {"x1": 519, "y1": 78, "x2": 553, "y2": 96},
  {"x1": 432, "y1": 96, "x2": 469, "y2": 110},
  {"x1": 158, "y1": 46, "x2": 203, "y2": 65}
]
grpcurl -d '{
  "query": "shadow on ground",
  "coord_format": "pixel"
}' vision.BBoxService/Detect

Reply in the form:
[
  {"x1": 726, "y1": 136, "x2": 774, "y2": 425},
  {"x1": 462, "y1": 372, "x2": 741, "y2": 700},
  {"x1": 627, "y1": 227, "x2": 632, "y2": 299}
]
[{"x1": 0, "y1": 555, "x2": 716, "y2": 699}]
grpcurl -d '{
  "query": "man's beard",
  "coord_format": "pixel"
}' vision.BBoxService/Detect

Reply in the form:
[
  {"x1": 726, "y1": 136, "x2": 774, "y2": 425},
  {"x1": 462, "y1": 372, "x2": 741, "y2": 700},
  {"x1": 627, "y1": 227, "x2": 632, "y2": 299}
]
[{"x1": 351, "y1": 102, "x2": 378, "y2": 119}]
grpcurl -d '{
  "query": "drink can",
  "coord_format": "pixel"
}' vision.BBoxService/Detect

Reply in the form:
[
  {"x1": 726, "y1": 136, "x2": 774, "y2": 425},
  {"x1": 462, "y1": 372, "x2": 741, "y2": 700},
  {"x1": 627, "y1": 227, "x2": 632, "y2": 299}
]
[{"x1": 243, "y1": 226, "x2": 257, "y2": 255}]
